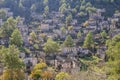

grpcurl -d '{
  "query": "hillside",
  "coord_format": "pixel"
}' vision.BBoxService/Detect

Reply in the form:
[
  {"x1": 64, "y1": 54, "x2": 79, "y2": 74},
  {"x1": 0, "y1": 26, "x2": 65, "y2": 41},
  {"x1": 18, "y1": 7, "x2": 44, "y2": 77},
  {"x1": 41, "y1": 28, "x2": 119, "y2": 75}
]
[
  {"x1": 0, "y1": 0, "x2": 120, "y2": 23},
  {"x1": 0, "y1": 0, "x2": 120, "y2": 80}
]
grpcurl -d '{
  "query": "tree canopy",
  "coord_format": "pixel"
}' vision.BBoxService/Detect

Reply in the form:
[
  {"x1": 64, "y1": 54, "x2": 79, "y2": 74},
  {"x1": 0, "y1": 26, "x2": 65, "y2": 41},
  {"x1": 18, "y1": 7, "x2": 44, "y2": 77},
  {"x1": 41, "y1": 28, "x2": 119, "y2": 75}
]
[
  {"x1": 43, "y1": 38, "x2": 60, "y2": 54},
  {"x1": 0, "y1": 45, "x2": 25, "y2": 80},
  {"x1": 63, "y1": 35, "x2": 74, "y2": 47},
  {"x1": 105, "y1": 33, "x2": 120, "y2": 80},
  {"x1": 83, "y1": 32, "x2": 94, "y2": 48},
  {"x1": 10, "y1": 29, "x2": 23, "y2": 47},
  {"x1": 1, "y1": 17, "x2": 17, "y2": 38}
]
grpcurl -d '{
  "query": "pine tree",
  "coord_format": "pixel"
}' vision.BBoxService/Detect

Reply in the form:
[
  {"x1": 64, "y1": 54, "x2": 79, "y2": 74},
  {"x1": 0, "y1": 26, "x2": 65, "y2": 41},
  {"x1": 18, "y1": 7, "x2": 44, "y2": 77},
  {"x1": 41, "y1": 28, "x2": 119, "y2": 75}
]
[
  {"x1": 83, "y1": 32, "x2": 93, "y2": 48},
  {"x1": 77, "y1": 31, "x2": 82, "y2": 39},
  {"x1": 10, "y1": 29, "x2": 23, "y2": 47},
  {"x1": 30, "y1": 31, "x2": 37, "y2": 43},
  {"x1": 100, "y1": 30, "x2": 107, "y2": 43},
  {"x1": 63, "y1": 35, "x2": 74, "y2": 47}
]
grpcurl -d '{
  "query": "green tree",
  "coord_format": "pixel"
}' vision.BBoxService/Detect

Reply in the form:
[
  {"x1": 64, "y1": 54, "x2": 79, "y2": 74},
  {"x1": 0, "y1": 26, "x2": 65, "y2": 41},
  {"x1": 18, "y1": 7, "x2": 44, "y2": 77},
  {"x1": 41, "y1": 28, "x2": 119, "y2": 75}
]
[
  {"x1": 43, "y1": 38, "x2": 60, "y2": 54},
  {"x1": 100, "y1": 30, "x2": 107, "y2": 43},
  {"x1": 44, "y1": 6, "x2": 49, "y2": 15},
  {"x1": 0, "y1": 45, "x2": 25, "y2": 80},
  {"x1": 59, "y1": 3, "x2": 67, "y2": 13},
  {"x1": 77, "y1": 31, "x2": 82, "y2": 39},
  {"x1": 16, "y1": 16, "x2": 21, "y2": 23},
  {"x1": 86, "y1": 7, "x2": 96, "y2": 14},
  {"x1": 86, "y1": 2, "x2": 92, "y2": 7},
  {"x1": 78, "y1": 11, "x2": 85, "y2": 16},
  {"x1": 63, "y1": 35, "x2": 74, "y2": 47},
  {"x1": 60, "y1": 26, "x2": 66, "y2": 34},
  {"x1": 0, "y1": 9, "x2": 6, "y2": 19},
  {"x1": 44, "y1": 38, "x2": 59, "y2": 68},
  {"x1": 30, "y1": 4, "x2": 36, "y2": 12},
  {"x1": 30, "y1": 31, "x2": 37, "y2": 43},
  {"x1": 106, "y1": 34, "x2": 120, "y2": 79},
  {"x1": 72, "y1": 8, "x2": 77, "y2": 14},
  {"x1": 19, "y1": 0, "x2": 24, "y2": 8},
  {"x1": 101, "y1": 30, "x2": 107, "y2": 38},
  {"x1": 1, "y1": 17, "x2": 17, "y2": 38},
  {"x1": 80, "y1": 6, "x2": 85, "y2": 11},
  {"x1": 66, "y1": 14, "x2": 72, "y2": 26},
  {"x1": 83, "y1": 32, "x2": 93, "y2": 48},
  {"x1": 33, "y1": 44, "x2": 39, "y2": 50},
  {"x1": 68, "y1": 26, "x2": 73, "y2": 31},
  {"x1": 10, "y1": 29, "x2": 23, "y2": 47}
]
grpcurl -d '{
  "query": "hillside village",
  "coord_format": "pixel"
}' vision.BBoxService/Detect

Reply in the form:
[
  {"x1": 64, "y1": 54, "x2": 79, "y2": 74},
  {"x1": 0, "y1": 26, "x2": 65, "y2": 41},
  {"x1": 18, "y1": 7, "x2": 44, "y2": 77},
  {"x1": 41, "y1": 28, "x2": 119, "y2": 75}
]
[
  {"x1": 0, "y1": 0, "x2": 120, "y2": 80},
  {"x1": 0, "y1": 7, "x2": 120, "y2": 79}
]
